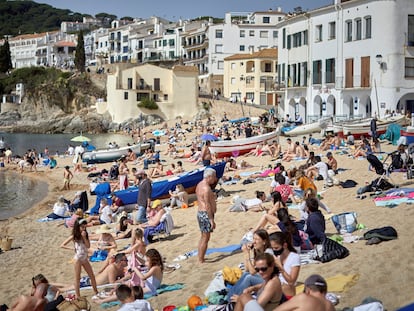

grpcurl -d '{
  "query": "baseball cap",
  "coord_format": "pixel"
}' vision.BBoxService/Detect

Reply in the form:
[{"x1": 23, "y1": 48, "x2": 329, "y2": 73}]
[{"x1": 304, "y1": 274, "x2": 327, "y2": 291}]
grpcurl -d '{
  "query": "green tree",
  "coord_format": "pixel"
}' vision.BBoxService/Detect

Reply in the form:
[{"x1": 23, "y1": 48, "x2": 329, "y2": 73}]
[
  {"x1": 74, "y1": 30, "x2": 85, "y2": 73},
  {"x1": 0, "y1": 38, "x2": 12, "y2": 73}
]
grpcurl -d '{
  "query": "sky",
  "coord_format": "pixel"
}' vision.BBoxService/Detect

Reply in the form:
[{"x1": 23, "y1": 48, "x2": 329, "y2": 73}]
[{"x1": 37, "y1": 0, "x2": 334, "y2": 20}]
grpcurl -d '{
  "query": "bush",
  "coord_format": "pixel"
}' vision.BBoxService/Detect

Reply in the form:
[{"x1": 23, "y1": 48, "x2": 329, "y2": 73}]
[{"x1": 138, "y1": 98, "x2": 158, "y2": 110}]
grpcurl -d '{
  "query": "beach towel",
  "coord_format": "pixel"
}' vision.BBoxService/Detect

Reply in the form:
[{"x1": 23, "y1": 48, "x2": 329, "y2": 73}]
[
  {"x1": 90, "y1": 250, "x2": 108, "y2": 262},
  {"x1": 295, "y1": 273, "x2": 359, "y2": 293},
  {"x1": 173, "y1": 244, "x2": 241, "y2": 261},
  {"x1": 397, "y1": 302, "x2": 414, "y2": 311}
]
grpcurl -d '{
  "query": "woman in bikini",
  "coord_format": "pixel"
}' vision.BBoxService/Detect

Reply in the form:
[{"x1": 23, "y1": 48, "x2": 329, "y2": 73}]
[
  {"x1": 252, "y1": 191, "x2": 286, "y2": 232},
  {"x1": 60, "y1": 219, "x2": 98, "y2": 298},
  {"x1": 131, "y1": 248, "x2": 164, "y2": 295},
  {"x1": 233, "y1": 253, "x2": 283, "y2": 311}
]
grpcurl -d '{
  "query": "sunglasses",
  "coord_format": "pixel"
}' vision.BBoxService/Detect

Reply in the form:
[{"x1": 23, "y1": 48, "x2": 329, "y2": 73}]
[{"x1": 254, "y1": 266, "x2": 269, "y2": 273}]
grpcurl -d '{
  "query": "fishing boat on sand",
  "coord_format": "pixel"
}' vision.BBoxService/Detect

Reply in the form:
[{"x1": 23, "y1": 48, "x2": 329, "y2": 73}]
[
  {"x1": 209, "y1": 131, "x2": 279, "y2": 158},
  {"x1": 82, "y1": 143, "x2": 150, "y2": 164},
  {"x1": 115, "y1": 162, "x2": 226, "y2": 204},
  {"x1": 283, "y1": 118, "x2": 332, "y2": 137},
  {"x1": 337, "y1": 115, "x2": 408, "y2": 138}
]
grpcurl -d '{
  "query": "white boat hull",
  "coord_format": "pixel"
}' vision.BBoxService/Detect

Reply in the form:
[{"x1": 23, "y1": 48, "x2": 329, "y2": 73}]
[
  {"x1": 82, "y1": 143, "x2": 150, "y2": 163},
  {"x1": 209, "y1": 131, "x2": 279, "y2": 158}
]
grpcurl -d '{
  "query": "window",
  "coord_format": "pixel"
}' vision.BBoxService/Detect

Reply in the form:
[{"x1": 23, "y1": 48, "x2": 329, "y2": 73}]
[
  {"x1": 315, "y1": 25, "x2": 322, "y2": 42},
  {"x1": 302, "y1": 62, "x2": 308, "y2": 85},
  {"x1": 408, "y1": 15, "x2": 414, "y2": 45},
  {"x1": 264, "y1": 63, "x2": 272, "y2": 72},
  {"x1": 293, "y1": 33, "x2": 301, "y2": 48},
  {"x1": 169, "y1": 51, "x2": 175, "y2": 58},
  {"x1": 231, "y1": 62, "x2": 236, "y2": 69},
  {"x1": 329, "y1": 21, "x2": 336, "y2": 39},
  {"x1": 326, "y1": 58, "x2": 335, "y2": 83},
  {"x1": 355, "y1": 19, "x2": 362, "y2": 40},
  {"x1": 249, "y1": 30, "x2": 255, "y2": 37},
  {"x1": 346, "y1": 20, "x2": 352, "y2": 41},
  {"x1": 123, "y1": 46, "x2": 129, "y2": 53},
  {"x1": 405, "y1": 58, "x2": 414, "y2": 78},
  {"x1": 163, "y1": 40, "x2": 167, "y2": 46},
  {"x1": 217, "y1": 61, "x2": 224, "y2": 69},
  {"x1": 137, "y1": 93, "x2": 148, "y2": 101},
  {"x1": 231, "y1": 77, "x2": 236, "y2": 85},
  {"x1": 287, "y1": 35, "x2": 291, "y2": 49},
  {"x1": 127, "y1": 78, "x2": 132, "y2": 89},
  {"x1": 273, "y1": 31, "x2": 278, "y2": 38},
  {"x1": 240, "y1": 30, "x2": 245, "y2": 37},
  {"x1": 303, "y1": 30, "x2": 308, "y2": 45},
  {"x1": 123, "y1": 35, "x2": 128, "y2": 42},
  {"x1": 124, "y1": 92, "x2": 128, "y2": 100},
  {"x1": 282, "y1": 28, "x2": 286, "y2": 48},
  {"x1": 365, "y1": 16, "x2": 372, "y2": 39},
  {"x1": 154, "y1": 78, "x2": 160, "y2": 91},
  {"x1": 164, "y1": 94, "x2": 168, "y2": 101},
  {"x1": 215, "y1": 29, "x2": 223, "y2": 38},
  {"x1": 215, "y1": 44, "x2": 223, "y2": 53},
  {"x1": 313, "y1": 60, "x2": 322, "y2": 84},
  {"x1": 260, "y1": 31, "x2": 268, "y2": 38},
  {"x1": 240, "y1": 45, "x2": 245, "y2": 51},
  {"x1": 169, "y1": 39, "x2": 175, "y2": 46},
  {"x1": 263, "y1": 16, "x2": 270, "y2": 24}
]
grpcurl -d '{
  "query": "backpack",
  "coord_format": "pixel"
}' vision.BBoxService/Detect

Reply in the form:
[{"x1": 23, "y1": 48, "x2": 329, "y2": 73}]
[{"x1": 391, "y1": 153, "x2": 404, "y2": 169}]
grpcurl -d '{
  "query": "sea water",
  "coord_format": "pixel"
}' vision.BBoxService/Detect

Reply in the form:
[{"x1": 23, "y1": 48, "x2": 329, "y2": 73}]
[
  {"x1": 0, "y1": 170, "x2": 48, "y2": 220},
  {"x1": 0, "y1": 132, "x2": 135, "y2": 219}
]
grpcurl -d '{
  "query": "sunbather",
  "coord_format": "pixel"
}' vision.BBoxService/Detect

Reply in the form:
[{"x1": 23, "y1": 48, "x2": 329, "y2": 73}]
[{"x1": 252, "y1": 191, "x2": 286, "y2": 232}]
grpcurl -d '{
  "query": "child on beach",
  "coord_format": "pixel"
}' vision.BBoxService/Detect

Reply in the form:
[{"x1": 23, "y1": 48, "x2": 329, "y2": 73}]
[{"x1": 62, "y1": 165, "x2": 73, "y2": 190}]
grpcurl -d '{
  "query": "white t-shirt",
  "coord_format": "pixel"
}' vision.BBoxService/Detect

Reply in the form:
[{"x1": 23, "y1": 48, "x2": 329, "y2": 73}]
[
  {"x1": 100, "y1": 205, "x2": 112, "y2": 224},
  {"x1": 315, "y1": 162, "x2": 329, "y2": 180},
  {"x1": 118, "y1": 299, "x2": 153, "y2": 311},
  {"x1": 279, "y1": 252, "x2": 301, "y2": 285},
  {"x1": 244, "y1": 198, "x2": 262, "y2": 208},
  {"x1": 53, "y1": 202, "x2": 68, "y2": 217}
]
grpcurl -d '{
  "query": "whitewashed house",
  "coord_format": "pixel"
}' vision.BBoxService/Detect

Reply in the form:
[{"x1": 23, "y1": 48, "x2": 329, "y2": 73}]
[{"x1": 276, "y1": 0, "x2": 414, "y2": 121}]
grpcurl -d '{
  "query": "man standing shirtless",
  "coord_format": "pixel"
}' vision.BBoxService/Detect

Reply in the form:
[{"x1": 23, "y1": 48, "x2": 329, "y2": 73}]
[
  {"x1": 201, "y1": 140, "x2": 212, "y2": 166},
  {"x1": 196, "y1": 167, "x2": 217, "y2": 263}
]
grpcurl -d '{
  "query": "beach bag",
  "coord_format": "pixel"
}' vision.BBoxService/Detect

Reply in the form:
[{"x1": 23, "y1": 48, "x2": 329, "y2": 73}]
[
  {"x1": 299, "y1": 230, "x2": 313, "y2": 250},
  {"x1": 315, "y1": 238, "x2": 350, "y2": 263},
  {"x1": 363, "y1": 226, "x2": 398, "y2": 241},
  {"x1": 57, "y1": 296, "x2": 90, "y2": 311},
  {"x1": 331, "y1": 212, "x2": 358, "y2": 233}
]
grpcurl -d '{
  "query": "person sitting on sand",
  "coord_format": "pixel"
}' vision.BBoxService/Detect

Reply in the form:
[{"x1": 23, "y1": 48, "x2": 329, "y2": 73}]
[
  {"x1": 245, "y1": 143, "x2": 265, "y2": 157},
  {"x1": 319, "y1": 134, "x2": 334, "y2": 152},
  {"x1": 47, "y1": 196, "x2": 69, "y2": 220},
  {"x1": 232, "y1": 253, "x2": 283, "y2": 311},
  {"x1": 252, "y1": 191, "x2": 286, "y2": 232},
  {"x1": 275, "y1": 208, "x2": 302, "y2": 253},
  {"x1": 7, "y1": 283, "x2": 48, "y2": 311},
  {"x1": 270, "y1": 232, "x2": 301, "y2": 299},
  {"x1": 164, "y1": 143, "x2": 177, "y2": 157},
  {"x1": 109, "y1": 193, "x2": 127, "y2": 215},
  {"x1": 148, "y1": 159, "x2": 164, "y2": 178},
  {"x1": 121, "y1": 228, "x2": 146, "y2": 259},
  {"x1": 284, "y1": 142, "x2": 307, "y2": 162},
  {"x1": 227, "y1": 230, "x2": 273, "y2": 299},
  {"x1": 326, "y1": 152, "x2": 338, "y2": 173},
  {"x1": 353, "y1": 139, "x2": 372, "y2": 158},
  {"x1": 239, "y1": 274, "x2": 334, "y2": 311},
  {"x1": 250, "y1": 165, "x2": 281, "y2": 179},
  {"x1": 64, "y1": 208, "x2": 84, "y2": 228},
  {"x1": 115, "y1": 284, "x2": 153, "y2": 311},
  {"x1": 169, "y1": 184, "x2": 189, "y2": 209},
  {"x1": 306, "y1": 156, "x2": 329, "y2": 182},
  {"x1": 31, "y1": 274, "x2": 60, "y2": 303},
  {"x1": 295, "y1": 170, "x2": 317, "y2": 197},
  {"x1": 86, "y1": 198, "x2": 113, "y2": 226},
  {"x1": 126, "y1": 148, "x2": 137, "y2": 162},
  {"x1": 297, "y1": 188, "x2": 331, "y2": 225},
  {"x1": 89, "y1": 224, "x2": 117, "y2": 256},
  {"x1": 138, "y1": 200, "x2": 165, "y2": 230},
  {"x1": 272, "y1": 174, "x2": 297, "y2": 204},
  {"x1": 54, "y1": 252, "x2": 130, "y2": 296},
  {"x1": 305, "y1": 198, "x2": 326, "y2": 245},
  {"x1": 282, "y1": 138, "x2": 297, "y2": 162},
  {"x1": 115, "y1": 213, "x2": 133, "y2": 239}
]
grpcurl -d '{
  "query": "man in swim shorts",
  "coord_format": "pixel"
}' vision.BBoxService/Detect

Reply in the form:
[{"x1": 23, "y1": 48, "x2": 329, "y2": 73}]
[{"x1": 196, "y1": 167, "x2": 217, "y2": 263}]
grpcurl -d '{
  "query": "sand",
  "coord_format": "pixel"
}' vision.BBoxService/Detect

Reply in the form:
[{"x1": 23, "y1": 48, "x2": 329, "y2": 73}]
[{"x1": 0, "y1": 101, "x2": 412, "y2": 310}]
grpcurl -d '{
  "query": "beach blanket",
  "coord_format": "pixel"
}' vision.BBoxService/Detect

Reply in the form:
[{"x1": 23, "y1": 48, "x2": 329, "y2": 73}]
[
  {"x1": 90, "y1": 250, "x2": 108, "y2": 262},
  {"x1": 296, "y1": 273, "x2": 359, "y2": 293},
  {"x1": 173, "y1": 244, "x2": 241, "y2": 261},
  {"x1": 100, "y1": 283, "x2": 185, "y2": 309},
  {"x1": 37, "y1": 216, "x2": 69, "y2": 222},
  {"x1": 397, "y1": 302, "x2": 414, "y2": 311}
]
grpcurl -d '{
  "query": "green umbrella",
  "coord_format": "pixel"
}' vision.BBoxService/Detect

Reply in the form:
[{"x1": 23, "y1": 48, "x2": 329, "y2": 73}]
[{"x1": 70, "y1": 135, "x2": 91, "y2": 142}]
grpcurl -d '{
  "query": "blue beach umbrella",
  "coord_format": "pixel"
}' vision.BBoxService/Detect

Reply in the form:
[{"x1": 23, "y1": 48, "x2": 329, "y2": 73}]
[
  {"x1": 152, "y1": 130, "x2": 165, "y2": 137},
  {"x1": 200, "y1": 134, "x2": 218, "y2": 141}
]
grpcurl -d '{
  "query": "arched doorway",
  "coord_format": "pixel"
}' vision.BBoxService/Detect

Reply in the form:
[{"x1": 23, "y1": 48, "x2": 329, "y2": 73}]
[
  {"x1": 313, "y1": 95, "x2": 322, "y2": 122},
  {"x1": 343, "y1": 95, "x2": 353, "y2": 118},
  {"x1": 326, "y1": 95, "x2": 336, "y2": 116},
  {"x1": 297, "y1": 97, "x2": 307, "y2": 121},
  {"x1": 360, "y1": 95, "x2": 372, "y2": 118}
]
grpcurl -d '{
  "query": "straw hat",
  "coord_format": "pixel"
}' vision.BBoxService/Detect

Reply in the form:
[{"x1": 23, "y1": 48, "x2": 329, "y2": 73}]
[
  {"x1": 96, "y1": 224, "x2": 113, "y2": 234},
  {"x1": 151, "y1": 199, "x2": 162, "y2": 209}
]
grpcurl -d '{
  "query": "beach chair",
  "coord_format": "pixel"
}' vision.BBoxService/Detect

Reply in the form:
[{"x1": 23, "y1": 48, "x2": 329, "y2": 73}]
[
  {"x1": 144, "y1": 211, "x2": 174, "y2": 244},
  {"x1": 366, "y1": 153, "x2": 397, "y2": 190}
]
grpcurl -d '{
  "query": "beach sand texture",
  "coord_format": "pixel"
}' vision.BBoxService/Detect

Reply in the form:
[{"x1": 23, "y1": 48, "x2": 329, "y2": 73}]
[{"x1": 0, "y1": 101, "x2": 413, "y2": 310}]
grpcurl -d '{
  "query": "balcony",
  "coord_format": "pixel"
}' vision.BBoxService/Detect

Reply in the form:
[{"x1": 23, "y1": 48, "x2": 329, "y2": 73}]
[{"x1": 136, "y1": 84, "x2": 152, "y2": 90}]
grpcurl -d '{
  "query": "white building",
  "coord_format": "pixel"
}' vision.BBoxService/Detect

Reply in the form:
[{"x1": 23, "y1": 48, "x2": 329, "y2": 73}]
[{"x1": 276, "y1": 0, "x2": 414, "y2": 122}]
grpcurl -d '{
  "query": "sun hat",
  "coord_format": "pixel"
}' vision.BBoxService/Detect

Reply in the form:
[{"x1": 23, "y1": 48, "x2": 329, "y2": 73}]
[
  {"x1": 151, "y1": 199, "x2": 162, "y2": 209},
  {"x1": 78, "y1": 218, "x2": 87, "y2": 225},
  {"x1": 96, "y1": 224, "x2": 113, "y2": 234}
]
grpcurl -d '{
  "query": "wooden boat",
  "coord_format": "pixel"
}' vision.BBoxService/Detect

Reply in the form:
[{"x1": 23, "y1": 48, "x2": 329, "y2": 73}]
[
  {"x1": 341, "y1": 115, "x2": 408, "y2": 139},
  {"x1": 400, "y1": 126, "x2": 414, "y2": 144},
  {"x1": 115, "y1": 162, "x2": 226, "y2": 204},
  {"x1": 82, "y1": 143, "x2": 150, "y2": 164},
  {"x1": 283, "y1": 118, "x2": 331, "y2": 137},
  {"x1": 209, "y1": 131, "x2": 279, "y2": 158}
]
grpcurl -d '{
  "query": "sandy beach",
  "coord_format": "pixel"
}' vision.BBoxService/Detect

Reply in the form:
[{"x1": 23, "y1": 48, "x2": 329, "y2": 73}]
[{"x1": 0, "y1": 101, "x2": 413, "y2": 311}]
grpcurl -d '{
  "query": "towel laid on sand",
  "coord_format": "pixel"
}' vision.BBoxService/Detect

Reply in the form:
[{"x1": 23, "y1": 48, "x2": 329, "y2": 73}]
[
  {"x1": 296, "y1": 273, "x2": 359, "y2": 293},
  {"x1": 173, "y1": 244, "x2": 241, "y2": 261}
]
